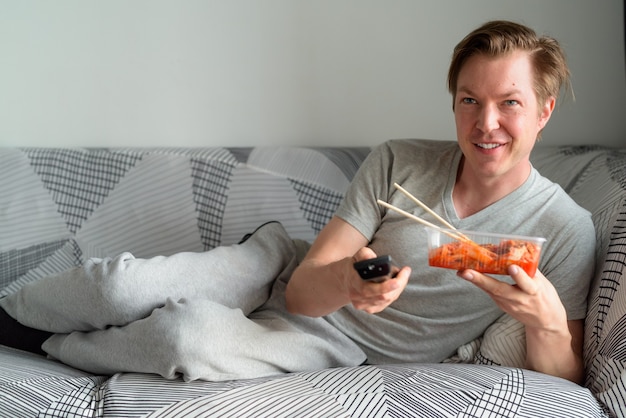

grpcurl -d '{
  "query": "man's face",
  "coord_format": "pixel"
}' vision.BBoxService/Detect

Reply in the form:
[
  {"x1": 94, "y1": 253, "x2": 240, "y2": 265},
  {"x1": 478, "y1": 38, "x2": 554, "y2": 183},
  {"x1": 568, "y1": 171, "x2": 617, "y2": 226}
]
[{"x1": 453, "y1": 51, "x2": 555, "y2": 182}]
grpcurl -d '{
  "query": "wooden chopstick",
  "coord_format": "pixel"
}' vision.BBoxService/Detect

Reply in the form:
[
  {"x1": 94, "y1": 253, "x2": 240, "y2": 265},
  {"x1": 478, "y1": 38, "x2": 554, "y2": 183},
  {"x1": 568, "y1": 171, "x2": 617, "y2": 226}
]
[
  {"x1": 391, "y1": 182, "x2": 469, "y2": 241},
  {"x1": 377, "y1": 199, "x2": 496, "y2": 259},
  {"x1": 376, "y1": 199, "x2": 466, "y2": 242},
  {"x1": 393, "y1": 183, "x2": 458, "y2": 231}
]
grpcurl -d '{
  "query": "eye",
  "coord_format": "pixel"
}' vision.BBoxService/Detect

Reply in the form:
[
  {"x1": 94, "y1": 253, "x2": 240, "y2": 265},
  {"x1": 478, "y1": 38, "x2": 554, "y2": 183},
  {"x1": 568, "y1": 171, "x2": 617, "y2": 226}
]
[
  {"x1": 461, "y1": 97, "x2": 477, "y2": 105},
  {"x1": 504, "y1": 99, "x2": 519, "y2": 106}
]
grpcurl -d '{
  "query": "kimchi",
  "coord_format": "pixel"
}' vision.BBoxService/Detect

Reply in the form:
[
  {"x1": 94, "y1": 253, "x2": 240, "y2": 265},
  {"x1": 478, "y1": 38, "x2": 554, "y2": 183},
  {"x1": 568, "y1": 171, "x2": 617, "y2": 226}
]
[{"x1": 428, "y1": 239, "x2": 542, "y2": 276}]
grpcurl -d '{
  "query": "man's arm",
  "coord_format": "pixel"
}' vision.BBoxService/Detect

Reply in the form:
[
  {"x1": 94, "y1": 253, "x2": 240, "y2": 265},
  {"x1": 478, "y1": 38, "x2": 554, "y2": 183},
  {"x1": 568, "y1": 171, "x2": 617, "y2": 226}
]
[
  {"x1": 457, "y1": 266, "x2": 584, "y2": 384},
  {"x1": 285, "y1": 216, "x2": 410, "y2": 317},
  {"x1": 525, "y1": 319, "x2": 584, "y2": 384}
]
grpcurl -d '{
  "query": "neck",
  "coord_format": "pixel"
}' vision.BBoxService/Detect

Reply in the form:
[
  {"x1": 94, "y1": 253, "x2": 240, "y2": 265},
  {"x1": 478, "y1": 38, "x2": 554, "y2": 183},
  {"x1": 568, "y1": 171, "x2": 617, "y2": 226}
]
[{"x1": 452, "y1": 158, "x2": 531, "y2": 218}]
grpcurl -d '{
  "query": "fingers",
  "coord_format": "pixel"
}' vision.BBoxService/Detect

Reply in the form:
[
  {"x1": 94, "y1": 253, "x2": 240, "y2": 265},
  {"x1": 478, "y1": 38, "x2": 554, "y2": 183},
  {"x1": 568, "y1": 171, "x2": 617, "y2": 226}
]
[
  {"x1": 348, "y1": 247, "x2": 412, "y2": 314},
  {"x1": 457, "y1": 265, "x2": 564, "y2": 331},
  {"x1": 351, "y1": 266, "x2": 411, "y2": 314},
  {"x1": 352, "y1": 247, "x2": 378, "y2": 264},
  {"x1": 457, "y1": 265, "x2": 538, "y2": 296},
  {"x1": 507, "y1": 265, "x2": 540, "y2": 295}
]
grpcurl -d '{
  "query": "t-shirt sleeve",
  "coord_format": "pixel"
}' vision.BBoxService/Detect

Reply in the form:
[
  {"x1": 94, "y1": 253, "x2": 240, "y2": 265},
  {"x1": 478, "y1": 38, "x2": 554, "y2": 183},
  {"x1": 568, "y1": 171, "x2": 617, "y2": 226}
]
[
  {"x1": 542, "y1": 208, "x2": 596, "y2": 321},
  {"x1": 334, "y1": 141, "x2": 394, "y2": 242}
]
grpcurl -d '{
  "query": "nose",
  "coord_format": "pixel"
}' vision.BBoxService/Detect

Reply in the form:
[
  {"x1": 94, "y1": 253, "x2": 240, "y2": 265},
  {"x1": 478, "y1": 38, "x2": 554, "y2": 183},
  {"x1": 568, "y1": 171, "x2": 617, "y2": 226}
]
[{"x1": 476, "y1": 104, "x2": 500, "y2": 133}]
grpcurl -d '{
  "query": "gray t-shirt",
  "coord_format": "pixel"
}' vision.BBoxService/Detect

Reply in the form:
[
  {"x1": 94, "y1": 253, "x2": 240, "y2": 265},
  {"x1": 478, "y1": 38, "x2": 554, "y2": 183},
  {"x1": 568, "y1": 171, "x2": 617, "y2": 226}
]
[{"x1": 325, "y1": 139, "x2": 595, "y2": 364}]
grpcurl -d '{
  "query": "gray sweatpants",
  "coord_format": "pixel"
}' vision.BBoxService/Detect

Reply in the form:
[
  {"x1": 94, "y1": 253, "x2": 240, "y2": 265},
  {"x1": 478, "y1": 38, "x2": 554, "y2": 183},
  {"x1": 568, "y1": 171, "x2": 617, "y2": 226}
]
[{"x1": 0, "y1": 222, "x2": 366, "y2": 381}]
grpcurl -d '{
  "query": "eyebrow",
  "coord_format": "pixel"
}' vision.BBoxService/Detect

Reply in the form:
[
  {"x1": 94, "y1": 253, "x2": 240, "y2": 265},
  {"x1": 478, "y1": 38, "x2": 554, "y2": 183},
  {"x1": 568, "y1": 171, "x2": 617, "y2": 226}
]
[{"x1": 457, "y1": 86, "x2": 523, "y2": 99}]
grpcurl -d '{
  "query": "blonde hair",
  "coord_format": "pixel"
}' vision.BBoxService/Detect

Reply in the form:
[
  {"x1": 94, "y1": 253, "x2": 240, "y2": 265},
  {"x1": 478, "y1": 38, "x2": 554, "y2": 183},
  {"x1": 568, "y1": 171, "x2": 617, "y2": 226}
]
[{"x1": 447, "y1": 20, "x2": 572, "y2": 110}]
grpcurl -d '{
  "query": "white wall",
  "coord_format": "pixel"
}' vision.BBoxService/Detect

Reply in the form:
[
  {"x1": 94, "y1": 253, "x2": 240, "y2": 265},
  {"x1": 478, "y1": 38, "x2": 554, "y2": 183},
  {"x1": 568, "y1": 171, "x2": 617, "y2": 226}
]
[{"x1": 1, "y1": 0, "x2": 625, "y2": 148}]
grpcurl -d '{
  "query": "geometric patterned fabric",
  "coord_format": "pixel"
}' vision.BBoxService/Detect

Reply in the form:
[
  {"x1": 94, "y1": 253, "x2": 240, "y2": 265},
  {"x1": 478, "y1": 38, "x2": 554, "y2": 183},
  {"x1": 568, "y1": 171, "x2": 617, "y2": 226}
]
[
  {"x1": 24, "y1": 149, "x2": 143, "y2": 234},
  {"x1": 1, "y1": 143, "x2": 624, "y2": 417},
  {"x1": 0, "y1": 146, "x2": 358, "y2": 294},
  {"x1": 531, "y1": 145, "x2": 626, "y2": 418},
  {"x1": 0, "y1": 346, "x2": 609, "y2": 418},
  {"x1": 190, "y1": 157, "x2": 237, "y2": 250}
]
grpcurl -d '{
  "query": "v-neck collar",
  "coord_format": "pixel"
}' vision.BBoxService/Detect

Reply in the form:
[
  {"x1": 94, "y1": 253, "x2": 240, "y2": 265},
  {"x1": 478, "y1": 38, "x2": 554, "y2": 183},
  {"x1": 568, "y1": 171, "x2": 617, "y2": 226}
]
[{"x1": 442, "y1": 148, "x2": 537, "y2": 227}]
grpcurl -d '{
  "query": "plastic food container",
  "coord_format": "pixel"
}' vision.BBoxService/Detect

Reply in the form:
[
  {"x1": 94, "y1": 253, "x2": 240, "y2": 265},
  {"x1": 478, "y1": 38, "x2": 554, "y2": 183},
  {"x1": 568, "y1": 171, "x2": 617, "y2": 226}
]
[{"x1": 425, "y1": 227, "x2": 546, "y2": 277}]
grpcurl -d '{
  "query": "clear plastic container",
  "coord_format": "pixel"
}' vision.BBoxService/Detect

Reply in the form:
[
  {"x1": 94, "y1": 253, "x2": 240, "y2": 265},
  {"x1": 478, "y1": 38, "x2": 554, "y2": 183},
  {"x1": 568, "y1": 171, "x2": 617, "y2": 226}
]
[{"x1": 425, "y1": 227, "x2": 546, "y2": 276}]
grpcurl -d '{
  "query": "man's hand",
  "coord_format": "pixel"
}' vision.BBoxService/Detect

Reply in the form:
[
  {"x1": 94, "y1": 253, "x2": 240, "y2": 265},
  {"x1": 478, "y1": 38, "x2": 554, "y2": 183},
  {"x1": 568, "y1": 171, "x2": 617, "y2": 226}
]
[
  {"x1": 349, "y1": 248, "x2": 411, "y2": 314},
  {"x1": 457, "y1": 265, "x2": 567, "y2": 331},
  {"x1": 286, "y1": 216, "x2": 411, "y2": 318},
  {"x1": 457, "y1": 266, "x2": 584, "y2": 383}
]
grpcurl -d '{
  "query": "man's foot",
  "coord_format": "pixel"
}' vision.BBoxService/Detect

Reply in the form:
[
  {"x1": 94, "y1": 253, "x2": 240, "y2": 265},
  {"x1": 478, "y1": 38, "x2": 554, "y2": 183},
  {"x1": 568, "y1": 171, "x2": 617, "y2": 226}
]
[{"x1": 0, "y1": 306, "x2": 52, "y2": 356}]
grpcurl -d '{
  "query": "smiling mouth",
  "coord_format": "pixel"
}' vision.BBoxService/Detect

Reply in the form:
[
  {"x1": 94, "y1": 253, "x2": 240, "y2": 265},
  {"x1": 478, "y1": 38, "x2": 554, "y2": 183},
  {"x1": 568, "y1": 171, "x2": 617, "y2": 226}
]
[{"x1": 475, "y1": 143, "x2": 504, "y2": 150}]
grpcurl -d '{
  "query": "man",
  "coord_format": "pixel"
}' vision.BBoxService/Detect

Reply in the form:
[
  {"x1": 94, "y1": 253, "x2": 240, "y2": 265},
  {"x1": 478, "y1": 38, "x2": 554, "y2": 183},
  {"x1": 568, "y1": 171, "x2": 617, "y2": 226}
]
[
  {"x1": 287, "y1": 20, "x2": 592, "y2": 384},
  {"x1": 0, "y1": 21, "x2": 594, "y2": 384}
]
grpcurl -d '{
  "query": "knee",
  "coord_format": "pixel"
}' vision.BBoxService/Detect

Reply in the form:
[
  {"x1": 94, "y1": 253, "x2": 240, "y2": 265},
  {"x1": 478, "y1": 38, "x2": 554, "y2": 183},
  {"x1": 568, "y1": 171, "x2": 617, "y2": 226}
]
[
  {"x1": 147, "y1": 299, "x2": 248, "y2": 380},
  {"x1": 82, "y1": 253, "x2": 140, "y2": 319},
  {"x1": 149, "y1": 299, "x2": 215, "y2": 361},
  {"x1": 84, "y1": 252, "x2": 133, "y2": 295}
]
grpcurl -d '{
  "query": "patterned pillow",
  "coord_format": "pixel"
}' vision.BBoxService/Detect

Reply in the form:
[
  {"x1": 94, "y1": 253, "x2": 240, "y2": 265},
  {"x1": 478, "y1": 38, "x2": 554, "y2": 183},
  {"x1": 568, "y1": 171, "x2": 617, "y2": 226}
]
[
  {"x1": 443, "y1": 314, "x2": 525, "y2": 367},
  {"x1": 564, "y1": 147, "x2": 626, "y2": 417},
  {"x1": 581, "y1": 195, "x2": 626, "y2": 417},
  {"x1": 474, "y1": 314, "x2": 526, "y2": 368}
]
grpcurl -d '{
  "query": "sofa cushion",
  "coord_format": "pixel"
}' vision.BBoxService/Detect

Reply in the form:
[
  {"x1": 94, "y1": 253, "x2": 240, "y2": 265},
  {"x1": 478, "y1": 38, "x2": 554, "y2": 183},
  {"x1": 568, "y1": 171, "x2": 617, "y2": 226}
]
[
  {"x1": 0, "y1": 345, "x2": 608, "y2": 418},
  {"x1": 0, "y1": 346, "x2": 107, "y2": 417}
]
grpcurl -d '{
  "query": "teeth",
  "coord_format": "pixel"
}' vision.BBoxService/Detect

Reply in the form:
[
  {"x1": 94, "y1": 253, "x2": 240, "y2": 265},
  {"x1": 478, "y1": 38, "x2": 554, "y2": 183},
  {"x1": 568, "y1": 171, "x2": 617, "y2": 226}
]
[{"x1": 476, "y1": 143, "x2": 501, "y2": 149}]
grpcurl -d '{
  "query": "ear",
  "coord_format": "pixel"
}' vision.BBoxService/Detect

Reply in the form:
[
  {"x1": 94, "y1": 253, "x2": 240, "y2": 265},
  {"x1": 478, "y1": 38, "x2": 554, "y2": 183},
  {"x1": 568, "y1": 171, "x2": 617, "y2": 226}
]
[{"x1": 537, "y1": 96, "x2": 556, "y2": 131}]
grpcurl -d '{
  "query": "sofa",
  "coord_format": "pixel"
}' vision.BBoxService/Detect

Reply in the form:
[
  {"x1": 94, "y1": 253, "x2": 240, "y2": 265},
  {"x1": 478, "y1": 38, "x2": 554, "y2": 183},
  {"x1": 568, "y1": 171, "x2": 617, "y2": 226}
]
[{"x1": 0, "y1": 141, "x2": 624, "y2": 418}]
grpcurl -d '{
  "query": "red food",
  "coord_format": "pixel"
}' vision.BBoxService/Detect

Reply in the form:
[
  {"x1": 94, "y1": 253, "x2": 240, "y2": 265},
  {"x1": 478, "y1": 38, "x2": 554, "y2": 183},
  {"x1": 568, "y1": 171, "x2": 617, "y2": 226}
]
[{"x1": 428, "y1": 239, "x2": 541, "y2": 276}]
